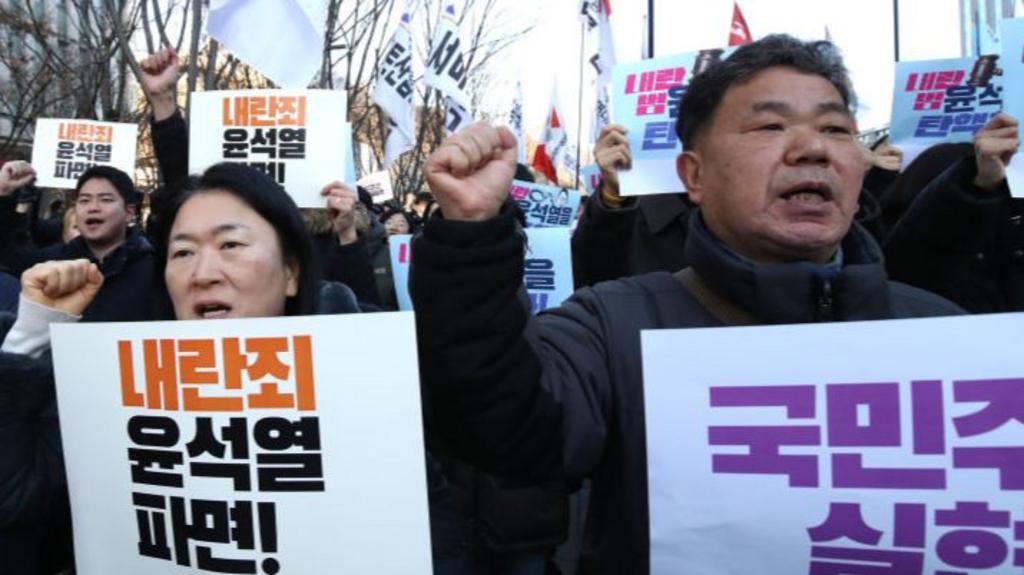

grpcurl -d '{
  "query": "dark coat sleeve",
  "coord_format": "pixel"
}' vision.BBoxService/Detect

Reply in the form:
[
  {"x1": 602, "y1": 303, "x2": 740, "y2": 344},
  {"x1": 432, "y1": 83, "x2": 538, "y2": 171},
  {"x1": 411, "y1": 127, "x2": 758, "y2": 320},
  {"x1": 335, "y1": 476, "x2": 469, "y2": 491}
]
[
  {"x1": 321, "y1": 234, "x2": 383, "y2": 307},
  {"x1": 883, "y1": 157, "x2": 1011, "y2": 311},
  {"x1": 0, "y1": 316, "x2": 65, "y2": 528},
  {"x1": 570, "y1": 189, "x2": 639, "y2": 289},
  {"x1": 150, "y1": 110, "x2": 190, "y2": 187},
  {"x1": 0, "y1": 197, "x2": 65, "y2": 277},
  {"x1": 410, "y1": 208, "x2": 612, "y2": 485}
]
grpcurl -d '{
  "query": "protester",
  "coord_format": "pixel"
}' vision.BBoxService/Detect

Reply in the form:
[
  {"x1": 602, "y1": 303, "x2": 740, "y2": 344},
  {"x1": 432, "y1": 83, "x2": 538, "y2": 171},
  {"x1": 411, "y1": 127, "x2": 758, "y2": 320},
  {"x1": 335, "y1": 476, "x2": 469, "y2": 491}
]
[
  {"x1": 571, "y1": 123, "x2": 694, "y2": 289},
  {"x1": 380, "y1": 205, "x2": 418, "y2": 236},
  {"x1": 876, "y1": 141, "x2": 975, "y2": 238},
  {"x1": 884, "y1": 113, "x2": 1022, "y2": 313},
  {"x1": 0, "y1": 162, "x2": 155, "y2": 322},
  {"x1": 408, "y1": 35, "x2": 963, "y2": 573},
  {"x1": 0, "y1": 271, "x2": 18, "y2": 314}
]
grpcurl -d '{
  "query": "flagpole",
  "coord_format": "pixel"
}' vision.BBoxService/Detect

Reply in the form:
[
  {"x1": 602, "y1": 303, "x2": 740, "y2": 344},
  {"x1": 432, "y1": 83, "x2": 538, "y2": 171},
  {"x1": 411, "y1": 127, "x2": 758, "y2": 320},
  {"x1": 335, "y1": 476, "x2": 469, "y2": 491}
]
[
  {"x1": 647, "y1": 0, "x2": 655, "y2": 57},
  {"x1": 576, "y1": 20, "x2": 585, "y2": 190},
  {"x1": 893, "y1": 0, "x2": 900, "y2": 62}
]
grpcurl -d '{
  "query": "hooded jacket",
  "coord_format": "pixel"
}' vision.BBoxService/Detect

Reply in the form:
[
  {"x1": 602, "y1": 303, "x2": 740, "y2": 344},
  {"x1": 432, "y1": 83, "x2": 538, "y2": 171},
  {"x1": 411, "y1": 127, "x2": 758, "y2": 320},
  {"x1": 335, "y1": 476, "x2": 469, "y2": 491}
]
[{"x1": 410, "y1": 206, "x2": 963, "y2": 574}]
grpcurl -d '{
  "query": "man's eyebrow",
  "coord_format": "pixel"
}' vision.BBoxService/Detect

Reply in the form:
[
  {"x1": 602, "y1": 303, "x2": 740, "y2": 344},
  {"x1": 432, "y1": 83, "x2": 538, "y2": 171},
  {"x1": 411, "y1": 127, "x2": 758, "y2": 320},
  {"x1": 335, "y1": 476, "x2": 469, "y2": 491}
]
[
  {"x1": 749, "y1": 100, "x2": 852, "y2": 118},
  {"x1": 170, "y1": 223, "x2": 248, "y2": 242}
]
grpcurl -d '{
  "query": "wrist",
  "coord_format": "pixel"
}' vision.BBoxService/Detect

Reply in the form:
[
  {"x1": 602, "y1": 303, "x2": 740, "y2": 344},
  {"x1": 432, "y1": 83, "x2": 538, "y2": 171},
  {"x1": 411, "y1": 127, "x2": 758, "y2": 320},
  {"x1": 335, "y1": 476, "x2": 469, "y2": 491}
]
[
  {"x1": 599, "y1": 180, "x2": 625, "y2": 207},
  {"x1": 337, "y1": 226, "x2": 358, "y2": 245},
  {"x1": 149, "y1": 92, "x2": 178, "y2": 121}
]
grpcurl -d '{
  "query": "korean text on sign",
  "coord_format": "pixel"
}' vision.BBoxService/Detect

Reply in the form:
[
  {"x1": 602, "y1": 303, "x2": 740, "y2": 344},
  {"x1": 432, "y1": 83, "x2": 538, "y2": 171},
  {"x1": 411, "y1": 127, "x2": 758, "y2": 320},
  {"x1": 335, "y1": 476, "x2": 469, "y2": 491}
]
[
  {"x1": 220, "y1": 96, "x2": 308, "y2": 185},
  {"x1": 54, "y1": 122, "x2": 114, "y2": 180},
  {"x1": 642, "y1": 313, "x2": 1024, "y2": 574},
  {"x1": 119, "y1": 335, "x2": 324, "y2": 572}
]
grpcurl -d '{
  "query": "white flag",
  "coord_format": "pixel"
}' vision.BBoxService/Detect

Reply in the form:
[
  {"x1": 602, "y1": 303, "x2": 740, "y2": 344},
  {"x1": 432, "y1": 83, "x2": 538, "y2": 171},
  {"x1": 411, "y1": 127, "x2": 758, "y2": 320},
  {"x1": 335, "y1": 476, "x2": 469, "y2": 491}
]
[
  {"x1": 589, "y1": 0, "x2": 616, "y2": 141},
  {"x1": 445, "y1": 97, "x2": 472, "y2": 135},
  {"x1": 425, "y1": 4, "x2": 472, "y2": 109},
  {"x1": 542, "y1": 84, "x2": 569, "y2": 171},
  {"x1": 207, "y1": 0, "x2": 326, "y2": 89},
  {"x1": 509, "y1": 81, "x2": 527, "y2": 163},
  {"x1": 375, "y1": 12, "x2": 416, "y2": 166}
]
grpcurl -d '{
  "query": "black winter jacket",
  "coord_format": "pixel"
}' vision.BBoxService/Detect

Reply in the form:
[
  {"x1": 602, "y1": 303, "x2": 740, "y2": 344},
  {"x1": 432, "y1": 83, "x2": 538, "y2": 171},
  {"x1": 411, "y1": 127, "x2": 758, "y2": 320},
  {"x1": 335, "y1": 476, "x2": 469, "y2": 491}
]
[
  {"x1": 0, "y1": 197, "x2": 155, "y2": 322},
  {"x1": 885, "y1": 157, "x2": 1024, "y2": 313},
  {"x1": 571, "y1": 191, "x2": 692, "y2": 289},
  {"x1": 410, "y1": 207, "x2": 963, "y2": 574}
]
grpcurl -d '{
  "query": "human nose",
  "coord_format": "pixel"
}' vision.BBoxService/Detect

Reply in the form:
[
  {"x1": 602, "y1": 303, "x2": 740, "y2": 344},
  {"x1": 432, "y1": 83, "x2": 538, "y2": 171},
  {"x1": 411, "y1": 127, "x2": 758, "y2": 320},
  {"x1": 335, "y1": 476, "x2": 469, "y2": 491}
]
[
  {"x1": 784, "y1": 126, "x2": 830, "y2": 166},
  {"x1": 190, "y1": 248, "x2": 222, "y2": 287}
]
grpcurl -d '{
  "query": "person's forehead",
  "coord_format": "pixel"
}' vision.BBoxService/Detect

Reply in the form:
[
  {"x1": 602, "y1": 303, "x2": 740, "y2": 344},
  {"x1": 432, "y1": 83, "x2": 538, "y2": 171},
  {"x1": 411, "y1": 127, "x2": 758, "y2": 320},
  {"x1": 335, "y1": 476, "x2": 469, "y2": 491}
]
[
  {"x1": 78, "y1": 177, "x2": 119, "y2": 195},
  {"x1": 721, "y1": 66, "x2": 846, "y2": 110}
]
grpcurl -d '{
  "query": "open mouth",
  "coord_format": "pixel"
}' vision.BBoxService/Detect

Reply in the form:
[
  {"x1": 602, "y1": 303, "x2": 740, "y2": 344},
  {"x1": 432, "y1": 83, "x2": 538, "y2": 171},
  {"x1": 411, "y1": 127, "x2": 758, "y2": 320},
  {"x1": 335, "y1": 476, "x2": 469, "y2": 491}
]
[
  {"x1": 83, "y1": 217, "x2": 104, "y2": 227},
  {"x1": 779, "y1": 184, "x2": 833, "y2": 204},
  {"x1": 194, "y1": 302, "x2": 233, "y2": 319}
]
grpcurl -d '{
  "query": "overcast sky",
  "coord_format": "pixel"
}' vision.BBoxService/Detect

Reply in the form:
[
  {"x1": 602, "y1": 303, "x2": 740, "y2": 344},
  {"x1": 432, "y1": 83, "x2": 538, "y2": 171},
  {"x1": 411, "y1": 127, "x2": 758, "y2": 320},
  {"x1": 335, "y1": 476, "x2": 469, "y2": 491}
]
[{"x1": 483, "y1": 0, "x2": 1020, "y2": 151}]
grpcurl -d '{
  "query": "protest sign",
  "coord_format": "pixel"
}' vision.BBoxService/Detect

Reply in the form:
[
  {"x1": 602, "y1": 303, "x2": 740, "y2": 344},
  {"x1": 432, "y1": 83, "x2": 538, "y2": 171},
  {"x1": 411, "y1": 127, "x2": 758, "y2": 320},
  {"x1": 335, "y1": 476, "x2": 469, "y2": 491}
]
[
  {"x1": 890, "y1": 56, "x2": 1004, "y2": 167},
  {"x1": 389, "y1": 227, "x2": 574, "y2": 314},
  {"x1": 611, "y1": 48, "x2": 731, "y2": 197},
  {"x1": 51, "y1": 314, "x2": 431, "y2": 574},
  {"x1": 358, "y1": 170, "x2": 395, "y2": 205},
  {"x1": 509, "y1": 179, "x2": 581, "y2": 228},
  {"x1": 31, "y1": 119, "x2": 138, "y2": 189},
  {"x1": 642, "y1": 313, "x2": 1024, "y2": 574},
  {"x1": 190, "y1": 90, "x2": 348, "y2": 208},
  {"x1": 580, "y1": 163, "x2": 602, "y2": 196},
  {"x1": 1001, "y1": 18, "x2": 1024, "y2": 198}
]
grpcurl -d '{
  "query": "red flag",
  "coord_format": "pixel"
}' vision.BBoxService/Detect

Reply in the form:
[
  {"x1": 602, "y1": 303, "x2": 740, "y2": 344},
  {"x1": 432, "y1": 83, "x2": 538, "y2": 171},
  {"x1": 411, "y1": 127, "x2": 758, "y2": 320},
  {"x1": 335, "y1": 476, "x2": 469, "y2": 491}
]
[
  {"x1": 728, "y1": 1, "x2": 752, "y2": 46},
  {"x1": 531, "y1": 144, "x2": 558, "y2": 183}
]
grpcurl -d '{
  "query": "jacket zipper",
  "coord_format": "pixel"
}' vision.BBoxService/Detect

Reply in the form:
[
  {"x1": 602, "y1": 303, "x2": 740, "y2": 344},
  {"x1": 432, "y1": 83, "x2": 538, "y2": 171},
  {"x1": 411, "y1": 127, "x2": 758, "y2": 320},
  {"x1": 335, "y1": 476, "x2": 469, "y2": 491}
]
[{"x1": 816, "y1": 279, "x2": 834, "y2": 322}]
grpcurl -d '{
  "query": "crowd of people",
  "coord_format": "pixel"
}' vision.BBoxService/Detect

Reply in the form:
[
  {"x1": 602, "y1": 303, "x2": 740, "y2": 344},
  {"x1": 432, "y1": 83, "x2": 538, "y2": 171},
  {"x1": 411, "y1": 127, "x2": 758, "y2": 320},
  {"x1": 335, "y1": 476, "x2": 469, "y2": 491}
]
[{"x1": 0, "y1": 33, "x2": 1020, "y2": 575}]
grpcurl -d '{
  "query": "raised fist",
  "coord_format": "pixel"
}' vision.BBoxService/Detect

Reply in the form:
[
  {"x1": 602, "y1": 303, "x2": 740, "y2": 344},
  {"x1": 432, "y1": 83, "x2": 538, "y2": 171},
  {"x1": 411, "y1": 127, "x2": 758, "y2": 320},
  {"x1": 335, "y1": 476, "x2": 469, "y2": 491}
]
[
  {"x1": 423, "y1": 121, "x2": 518, "y2": 222},
  {"x1": 21, "y1": 259, "x2": 104, "y2": 317}
]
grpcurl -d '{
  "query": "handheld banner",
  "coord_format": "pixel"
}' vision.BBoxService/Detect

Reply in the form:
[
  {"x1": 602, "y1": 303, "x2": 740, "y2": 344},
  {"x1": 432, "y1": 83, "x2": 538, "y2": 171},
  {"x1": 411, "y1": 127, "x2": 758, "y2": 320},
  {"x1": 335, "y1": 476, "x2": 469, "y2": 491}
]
[
  {"x1": 357, "y1": 170, "x2": 395, "y2": 205},
  {"x1": 890, "y1": 57, "x2": 1004, "y2": 167},
  {"x1": 642, "y1": 313, "x2": 1024, "y2": 574},
  {"x1": 189, "y1": 90, "x2": 348, "y2": 208},
  {"x1": 1002, "y1": 18, "x2": 1024, "y2": 198},
  {"x1": 31, "y1": 119, "x2": 138, "y2": 189},
  {"x1": 51, "y1": 314, "x2": 431, "y2": 574},
  {"x1": 509, "y1": 180, "x2": 581, "y2": 228},
  {"x1": 391, "y1": 227, "x2": 574, "y2": 314},
  {"x1": 611, "y1": 48, "x2": 732, "y2": 197}
]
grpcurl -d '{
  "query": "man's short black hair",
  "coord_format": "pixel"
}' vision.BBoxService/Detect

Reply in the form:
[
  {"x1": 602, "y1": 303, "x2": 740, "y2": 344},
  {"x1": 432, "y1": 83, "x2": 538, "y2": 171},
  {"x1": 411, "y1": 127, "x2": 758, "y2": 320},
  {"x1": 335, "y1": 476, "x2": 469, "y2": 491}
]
[
  {"x1": 74, "y1": 165, "x2": 136, "y2": 202},
  {"x1": 676, "y1": 34, "x2": 856, "y2": 151}
]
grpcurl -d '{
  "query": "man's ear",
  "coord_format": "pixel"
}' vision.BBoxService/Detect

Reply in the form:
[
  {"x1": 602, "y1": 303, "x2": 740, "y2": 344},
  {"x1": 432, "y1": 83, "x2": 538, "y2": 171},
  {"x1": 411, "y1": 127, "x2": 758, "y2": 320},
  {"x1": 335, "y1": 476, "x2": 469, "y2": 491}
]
[
  {"x1": 125, "y1": 201, "x2": 137, "y2": 218},
  {"x1": 678, "y1": 151, "x2": 704, "y2": 205}
]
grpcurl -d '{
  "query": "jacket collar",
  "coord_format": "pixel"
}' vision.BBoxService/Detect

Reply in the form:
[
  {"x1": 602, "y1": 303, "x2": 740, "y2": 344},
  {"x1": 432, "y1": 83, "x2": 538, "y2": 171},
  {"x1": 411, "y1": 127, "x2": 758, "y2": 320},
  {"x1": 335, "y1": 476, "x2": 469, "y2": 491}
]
[
  {"x1": 68, "y1": 227, "x2": 153, "y2": 274},
  {"x1": 684, "y1": 210, "x2": 892, "y2": 324}
]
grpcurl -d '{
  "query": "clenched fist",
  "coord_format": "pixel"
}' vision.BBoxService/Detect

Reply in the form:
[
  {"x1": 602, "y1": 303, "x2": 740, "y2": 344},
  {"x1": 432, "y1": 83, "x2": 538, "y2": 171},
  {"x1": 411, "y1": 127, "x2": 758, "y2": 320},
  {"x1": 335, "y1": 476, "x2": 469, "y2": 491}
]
[
  {"x1": 424, "y1": 122, "x2": 518, "y2": 222},
  {"x1": 21, "y1": 259, "x2": 104, "y2": 317},
  {"x1": 973, "y1": 113, "x2": 1019, "y2": 191}
]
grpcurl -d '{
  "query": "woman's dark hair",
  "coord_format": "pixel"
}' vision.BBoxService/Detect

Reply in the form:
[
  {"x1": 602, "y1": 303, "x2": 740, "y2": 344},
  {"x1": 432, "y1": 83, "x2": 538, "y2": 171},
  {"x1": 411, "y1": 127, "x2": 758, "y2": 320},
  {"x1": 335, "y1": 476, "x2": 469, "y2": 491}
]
[{"x1": 151, "y1": 162, "x2": 320, "y2": 318}]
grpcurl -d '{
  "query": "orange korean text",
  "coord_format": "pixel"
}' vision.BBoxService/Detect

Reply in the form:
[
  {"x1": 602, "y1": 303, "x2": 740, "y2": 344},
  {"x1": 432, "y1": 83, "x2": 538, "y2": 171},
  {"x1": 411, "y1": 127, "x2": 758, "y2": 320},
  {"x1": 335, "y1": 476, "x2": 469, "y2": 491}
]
[
  {"x1": 118, "y1": 336, "x2": 316, "y2": 412},
  {"x1": 222, "y1": 96, "x2": 307, "y2": 127},
  {"x1": 57, "y1": 122, "x2": 114, "y2": 144}
]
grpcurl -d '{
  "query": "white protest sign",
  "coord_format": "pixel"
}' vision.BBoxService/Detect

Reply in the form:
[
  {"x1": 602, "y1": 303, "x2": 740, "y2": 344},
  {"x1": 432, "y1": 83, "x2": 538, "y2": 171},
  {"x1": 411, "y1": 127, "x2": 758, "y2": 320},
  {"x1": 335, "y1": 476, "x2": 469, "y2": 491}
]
[
  {"x1": 611, "y1": 48, "x2": 732, "y2": 197},
  {"x1": 357, "y1": 170, "x2": 395, "y2": 205},
  {"x1": 390, "y1": 227, "x2": 575, "y2": 314},
  {"x1": 1002, "y1": 18, "x2": 1024, "y2": 198},
  {"x1": 189, "y1": 90, "x2": 348, "y2": 208},
  {"x1": 642, "y1": 313, "x2": 1024, "y2": 574},
  {"x1": 51, "y1": 313, "x2": 431, "y2": 574},
  {"x1": 889, "y1": 57, "x2": 1004, "y2": 168},
  {"x1": 31, "y1": 119, "x2": 138, "y2": 189}
]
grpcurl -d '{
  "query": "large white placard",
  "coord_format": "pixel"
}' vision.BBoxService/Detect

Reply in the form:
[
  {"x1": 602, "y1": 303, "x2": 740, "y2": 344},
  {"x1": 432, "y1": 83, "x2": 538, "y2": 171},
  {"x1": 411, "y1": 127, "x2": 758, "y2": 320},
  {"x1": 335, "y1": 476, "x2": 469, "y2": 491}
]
[
  {"x1": 642, "y1": 313, "x2": 1024, "y2": 574},
  {"x1": 51, "y1": 313, "x2": 431, "y2": 574},
  {"x1": 31, "y1": 119, "x2": 138, "y2": 189},
  {"x1": 189, "y1": 90, "x2": 348, "y2": 208}
]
